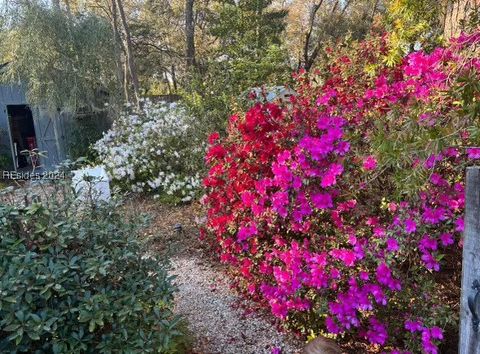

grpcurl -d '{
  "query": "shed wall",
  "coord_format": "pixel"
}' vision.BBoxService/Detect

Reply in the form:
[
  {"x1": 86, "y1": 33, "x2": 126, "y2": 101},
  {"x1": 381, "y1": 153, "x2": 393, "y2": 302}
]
[
  {"x1": 0, "y1": 85, "x2": 27, "y2": 169},
  {"x1": 0, "y1": 84, "x2": 69, "y2": 170}
]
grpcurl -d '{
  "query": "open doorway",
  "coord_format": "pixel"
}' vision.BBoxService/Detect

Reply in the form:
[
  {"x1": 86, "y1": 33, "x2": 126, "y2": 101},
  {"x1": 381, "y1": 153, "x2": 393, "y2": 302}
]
[{"x1": 7, "y1": 105, "x2": 38, "y2": 170}]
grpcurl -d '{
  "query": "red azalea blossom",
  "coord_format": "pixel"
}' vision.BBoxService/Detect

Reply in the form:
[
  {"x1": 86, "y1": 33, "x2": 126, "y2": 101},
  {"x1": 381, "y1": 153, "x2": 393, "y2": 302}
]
[{"x1": 201, "y1": 30, "x2": 479, "y2": 353}]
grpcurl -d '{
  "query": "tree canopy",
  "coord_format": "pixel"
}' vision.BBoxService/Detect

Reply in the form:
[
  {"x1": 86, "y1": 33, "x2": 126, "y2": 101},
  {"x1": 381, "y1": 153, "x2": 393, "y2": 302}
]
[
  {"x1": 0, "y1": 3, "x2": 119, "y2": 112},
  {"x1": 0, "y1": 0, "x2": 476, "y2": 114}
]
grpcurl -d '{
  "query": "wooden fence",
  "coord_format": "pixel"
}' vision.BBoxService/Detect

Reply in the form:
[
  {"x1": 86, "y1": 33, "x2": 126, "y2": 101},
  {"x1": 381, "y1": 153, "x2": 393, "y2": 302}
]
[{"x1": 460, "y1": 166, "x2": 480, "y2": 353}]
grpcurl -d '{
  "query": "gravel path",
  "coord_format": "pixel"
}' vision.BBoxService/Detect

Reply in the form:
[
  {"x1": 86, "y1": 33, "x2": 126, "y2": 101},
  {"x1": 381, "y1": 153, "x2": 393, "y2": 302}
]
[
  {"x1": 122, "y1": 199, "x2": 303, "y2": 354},
  {"x1": 171, "y1": 255, "x2": 302, "y2": 354}
]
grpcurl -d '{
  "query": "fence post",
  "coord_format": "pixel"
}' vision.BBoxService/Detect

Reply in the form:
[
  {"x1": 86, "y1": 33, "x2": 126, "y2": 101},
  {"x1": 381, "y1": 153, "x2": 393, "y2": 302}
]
[{"x1": 460, "y1": 166, "x2": 480, "y2": 354}]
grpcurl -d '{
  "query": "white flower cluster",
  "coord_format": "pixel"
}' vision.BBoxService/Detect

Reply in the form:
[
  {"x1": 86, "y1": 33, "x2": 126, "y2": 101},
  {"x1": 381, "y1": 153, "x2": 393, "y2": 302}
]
[{"x1": 94, "y1": 100, "x2": 203, "y2": 202}]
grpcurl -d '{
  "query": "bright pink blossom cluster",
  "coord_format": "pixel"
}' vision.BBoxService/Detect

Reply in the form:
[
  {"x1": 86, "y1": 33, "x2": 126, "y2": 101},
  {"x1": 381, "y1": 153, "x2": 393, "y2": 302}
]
[{"x1": 202, "y1": 31, "x2": 480, "y2": 353}]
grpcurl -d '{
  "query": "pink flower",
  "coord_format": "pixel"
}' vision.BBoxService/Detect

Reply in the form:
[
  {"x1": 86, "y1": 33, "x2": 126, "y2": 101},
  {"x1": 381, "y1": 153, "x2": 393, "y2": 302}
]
[
  {"x1": 316, "y1": 88, "x2": 337, "y2": 106},
  {"x1": 373, "y1": 226, "x2": 386, "y2": 238},
  {"x1": 277, "y1": 150, "x2": 291, "y2": 164},
  {"x1": 208, "y1": 132, "x2": 220, "y2": 144},
  {"x1": 363, "y1": 155, "x2": 378, "y2": 170},
  {"x1": 237, "y1": 223, "x2": 258, "y2": 242},
  {"x1": 273, "y1": 267, "x2": 290, "y2": 284},
  {"x1": 388, "y1": 202, "x2": 398, "y2": 212},
  {"x1": 321, "y1": 173, "x2": 337, "y2": 187},
  {"x1": 241, "y1": 191, "x2": 255, "y2": 206},
  {"x1": 405, "y1": 219, "x2": 417, "y2": 234},
  {"x1": 359, "y1": 271, "x2": 369, "y2": 281},
  {"x1": 311, "y1": 192, "x2": 333, "y2": 209},
  {"x1": 321, "y1": 163, "x2": 344, "y2": 187},
  {"x1": 271, "y1": 191, "x2": 289, "y2": 217},
  {"x1": 368, "y1": 284, "x2": 387, "y2": 305},
  {"x1": 429, "y1": 173, "x2": 444, "y2": 186},
  {"x1": 422, "y1": 207, "x2": 446, "y2": 224},
  {"x1": 454, "y1": 32, "x2": 480, "y2": 46},
  {"x1": 330, "y1": 249, "x2": 357, "y2": 267},
  {"x1": 405, "y1": 320, "x2": 423, "y2": 333},
  {"x1": 421, "y1": 328, "x2": 441, "y2": 354},
  {"x1": 467, "y1": 147, "x2": 480, "y2": 159},
  {"x1": 376, "y1": 263, "x2": 394, "y2": 288},
  {"x1": 430, "y1": 326, "x2": 443, "y2": 340},
  {"x1": 272, "y1": 163, "x2": 293, "y2": 188},
  {"x1": 366, "y1": 318, "x2": 388, "y2": 345},
  {"x1": 299, "y1": 136, "x2": 335, "y2": 160},
  {"x1": 439, "y1": 233, "x2": 454, "y2": 246},
  {"x1": 421, "y1": 252, "x2": 440, "y2": 271},
  {"x1": 456, "y1": 218, "x2": 464, "y2": 232},
  {"x1": 325, "y1": 316, "x2": 340, "y2": 334},
  {"x1": 386, "y1": 238, "x2": 399, "y2": 252},
  {"x1": 270, "y1": 301, "x2": 288, "y2": 318},
  {"x1": 419, "y1": 235, "x2": 437, "y2": 251}
]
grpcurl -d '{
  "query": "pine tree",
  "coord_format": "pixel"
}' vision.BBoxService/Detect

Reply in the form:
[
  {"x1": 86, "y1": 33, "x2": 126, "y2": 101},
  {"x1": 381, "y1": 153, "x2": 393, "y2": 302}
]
[{"x1": 208, "y1": 0, "x2": 289, "y2": 88}]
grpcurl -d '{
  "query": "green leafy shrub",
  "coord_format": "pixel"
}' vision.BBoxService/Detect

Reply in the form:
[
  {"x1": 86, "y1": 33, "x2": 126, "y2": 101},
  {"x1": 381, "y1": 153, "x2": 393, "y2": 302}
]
[
  {"x1": 67, "y1": 111, "x2": 111, "y2": 161},
  {"x1": 0, "y1": 187, "x2": 187, "y2": 353},
  {"x1": 0, "y1": 153, "x2": 12, "y2": 170}
]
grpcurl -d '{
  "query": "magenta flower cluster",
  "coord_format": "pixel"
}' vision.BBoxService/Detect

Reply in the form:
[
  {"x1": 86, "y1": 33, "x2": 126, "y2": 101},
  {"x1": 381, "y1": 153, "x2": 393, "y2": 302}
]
[{"x1": 203, "y1": 31, "x2": 480, "y2": 353}]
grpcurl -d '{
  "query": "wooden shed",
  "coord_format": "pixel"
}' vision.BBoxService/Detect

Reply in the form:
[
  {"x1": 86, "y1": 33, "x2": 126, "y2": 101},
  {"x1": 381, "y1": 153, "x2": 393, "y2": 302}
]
[{"x1": 0, "y1": 84, "x2": 71, "y2": 171}]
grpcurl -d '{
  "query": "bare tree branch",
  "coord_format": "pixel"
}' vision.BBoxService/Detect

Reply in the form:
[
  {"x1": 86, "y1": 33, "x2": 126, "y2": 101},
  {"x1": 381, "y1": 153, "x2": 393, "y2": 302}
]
[{"x1": 303, "y1": 1, "x2": 324, "y2": 70}]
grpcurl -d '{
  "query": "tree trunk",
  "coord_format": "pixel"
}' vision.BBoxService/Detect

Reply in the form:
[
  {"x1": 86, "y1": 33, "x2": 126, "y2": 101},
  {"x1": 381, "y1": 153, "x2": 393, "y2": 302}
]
[
  {"x1": 185, "y1": 0, "x2": 196, "y2": 68},
  {"x1": 171, "y1": 65, "x2": 178, "y2": 91},
  {"x1": 303, "y1": 1, "x2": 324, "y2": 71},
  {"x1": 122, "y1": 60, "x2": 130, "y2": 103},
  {"x1": 116, "y1": 0, "x2": 140, "y2": 107},
  {"x1": 443, "y1": 0, "x2": 480, "y2": 38},
  {"x1": 371, "y1": 0, "x2": 381, "y2": 22},
  {"x1": 64, "y1": 0, "x2": 73, "y2": 17},
  {"x1": 110, "y1": 0, "x2": 127, "y2": 102}
]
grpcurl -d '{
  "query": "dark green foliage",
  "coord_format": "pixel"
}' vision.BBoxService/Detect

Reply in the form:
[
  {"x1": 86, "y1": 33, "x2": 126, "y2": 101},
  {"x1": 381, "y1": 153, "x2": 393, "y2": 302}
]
[
  {"x1": 67, "y1": 112, "x2": 112, "y2": 161},
  {"x1": 183, "y1": 0, "x2": 290, "y2": 136},
  {"x1": 208, "y1": 0, "x2": 289, "y2": 88},
  {"x1": 0, "y1": 189, "x2": 187, "y2": 353},
  {"x1": 0, "y1": 153, "x2": 12, "y2": 170}
]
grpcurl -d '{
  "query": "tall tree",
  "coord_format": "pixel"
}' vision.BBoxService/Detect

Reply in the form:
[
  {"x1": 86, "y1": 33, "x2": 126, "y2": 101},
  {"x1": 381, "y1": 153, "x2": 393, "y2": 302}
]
[
  {"x1": 182, "y1": 0, "x2": 289, "y2": 137},
  {"x1": 115, "y1": 0, "x2": 140, "y2": 106},
  {"x1": 185, "y1": 0, "x2": 196, "y2": 68},
  {"x1": 109, "y1": 0, "x2": 127, "y2": 101},
  {"x1": 385, "y1": 0, "x2": 444, "y2": 64},
  {"x1": 286, "y1": 0, "x2": 384, "y2": 71},
  {"x1": 209, "y1": 0, "x2": 289, "y2": 88}
]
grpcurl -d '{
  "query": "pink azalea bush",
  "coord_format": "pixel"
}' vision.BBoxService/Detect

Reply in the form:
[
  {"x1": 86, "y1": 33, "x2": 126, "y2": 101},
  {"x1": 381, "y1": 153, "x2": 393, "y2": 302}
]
[{"x1": 202, "y1": 30, "x2": 480, "y2": 353}]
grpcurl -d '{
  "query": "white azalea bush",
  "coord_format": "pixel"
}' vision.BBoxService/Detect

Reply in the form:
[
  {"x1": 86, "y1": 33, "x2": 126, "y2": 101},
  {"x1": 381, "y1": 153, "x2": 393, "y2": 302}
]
[{"x1": 94, "y1": 100, "x2": 204, "y2": 203}]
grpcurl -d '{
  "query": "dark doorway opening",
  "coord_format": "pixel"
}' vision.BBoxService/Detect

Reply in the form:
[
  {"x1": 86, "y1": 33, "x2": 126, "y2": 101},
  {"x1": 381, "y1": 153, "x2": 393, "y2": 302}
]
[{"x1": 7, "y1": 105, "x2": 37, "y2": 170}]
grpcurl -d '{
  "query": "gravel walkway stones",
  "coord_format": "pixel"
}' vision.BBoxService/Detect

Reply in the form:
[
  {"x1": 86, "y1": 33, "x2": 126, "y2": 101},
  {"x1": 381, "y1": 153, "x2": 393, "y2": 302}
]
[
  {"x1": 123, "y1": 198, "x2": 303, "y2": 354},
  {"x1": 171, "y1": 255, "x2": 302, "y2": 354}
]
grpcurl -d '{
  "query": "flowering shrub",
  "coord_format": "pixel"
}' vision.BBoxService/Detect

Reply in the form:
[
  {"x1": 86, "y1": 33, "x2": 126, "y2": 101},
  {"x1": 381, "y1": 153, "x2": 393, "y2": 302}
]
[
  {"x1": 94, "y1": 100, "x2": 203, "y2": 203},
  {"x1": 202, "y1": 31, "x2": 480, "y2": 353}
]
